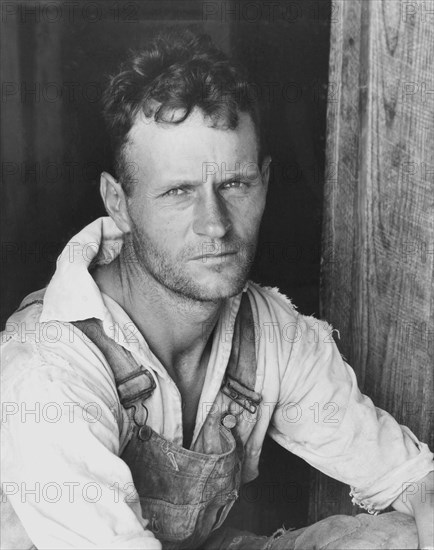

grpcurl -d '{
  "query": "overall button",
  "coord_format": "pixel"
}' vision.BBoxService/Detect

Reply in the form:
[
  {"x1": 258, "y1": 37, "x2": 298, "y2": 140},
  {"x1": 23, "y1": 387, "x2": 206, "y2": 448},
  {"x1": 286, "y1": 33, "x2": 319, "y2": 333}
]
[
  {"x1": 221, "y1": 413, "x2": 237, "y2": 429},
  {"x1": 138, "y1": 424, "x2": 152, "y2": 441}
]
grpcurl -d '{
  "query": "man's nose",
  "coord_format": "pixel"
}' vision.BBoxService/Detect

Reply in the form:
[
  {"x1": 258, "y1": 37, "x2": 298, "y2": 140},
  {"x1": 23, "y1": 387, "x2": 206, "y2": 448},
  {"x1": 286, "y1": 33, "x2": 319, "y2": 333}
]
[{"x1": 193, "y1": 191, "x2": 231, "y2": 239}]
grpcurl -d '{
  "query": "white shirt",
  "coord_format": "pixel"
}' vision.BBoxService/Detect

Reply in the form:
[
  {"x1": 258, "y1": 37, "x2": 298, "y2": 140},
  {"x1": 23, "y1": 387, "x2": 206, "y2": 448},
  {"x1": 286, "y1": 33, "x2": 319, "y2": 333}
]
[{"x1": 1, "y1": 217, "x2": 433, "y2": 549}]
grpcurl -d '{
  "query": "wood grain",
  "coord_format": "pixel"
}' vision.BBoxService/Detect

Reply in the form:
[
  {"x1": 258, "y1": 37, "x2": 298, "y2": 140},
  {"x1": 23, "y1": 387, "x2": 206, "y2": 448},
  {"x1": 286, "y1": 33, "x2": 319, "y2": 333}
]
[{"x1": 309, "y1": 0, "x2": 434, "y2": 521}]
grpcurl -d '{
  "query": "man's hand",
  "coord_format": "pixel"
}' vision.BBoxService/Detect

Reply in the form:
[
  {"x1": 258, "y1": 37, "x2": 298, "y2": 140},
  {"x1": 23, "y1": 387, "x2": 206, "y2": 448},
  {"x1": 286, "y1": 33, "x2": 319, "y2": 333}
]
[{"x1": 392, "y1": 470, "x2": 434, "y2": 549}]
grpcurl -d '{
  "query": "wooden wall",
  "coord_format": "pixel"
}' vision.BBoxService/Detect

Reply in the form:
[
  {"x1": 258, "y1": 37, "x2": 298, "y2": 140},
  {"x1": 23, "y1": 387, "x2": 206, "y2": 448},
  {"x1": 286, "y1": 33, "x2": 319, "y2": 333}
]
[{"x1": 309, "y1": 0, "x2": 434, "y2": 521}]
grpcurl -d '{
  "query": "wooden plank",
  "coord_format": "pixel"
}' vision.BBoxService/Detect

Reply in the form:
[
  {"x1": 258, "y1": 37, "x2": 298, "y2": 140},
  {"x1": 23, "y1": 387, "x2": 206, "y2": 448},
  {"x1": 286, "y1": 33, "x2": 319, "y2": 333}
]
[{"x1": 310, "y1": 0, "x2": 434, "y2": 521}]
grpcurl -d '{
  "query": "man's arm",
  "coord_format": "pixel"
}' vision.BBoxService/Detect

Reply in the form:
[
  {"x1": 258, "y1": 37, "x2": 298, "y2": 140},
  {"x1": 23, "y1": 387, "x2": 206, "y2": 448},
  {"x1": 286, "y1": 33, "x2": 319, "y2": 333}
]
[
  {"x1": 392, "y1": 470, "x2": 434, "y2": 550},
  {"x1": 264, "y1": 309, "x2": 433, "y2": 527},
  {"x1": 1, "y1": 337, "x2": 161, "y2": 549}
]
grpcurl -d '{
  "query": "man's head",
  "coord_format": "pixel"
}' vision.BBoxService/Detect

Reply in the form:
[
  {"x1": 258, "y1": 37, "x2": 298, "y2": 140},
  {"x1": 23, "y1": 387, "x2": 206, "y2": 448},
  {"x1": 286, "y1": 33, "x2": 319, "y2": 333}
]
[{"x1": 100, "y1": 29, "x2": 271, "y2": 302}]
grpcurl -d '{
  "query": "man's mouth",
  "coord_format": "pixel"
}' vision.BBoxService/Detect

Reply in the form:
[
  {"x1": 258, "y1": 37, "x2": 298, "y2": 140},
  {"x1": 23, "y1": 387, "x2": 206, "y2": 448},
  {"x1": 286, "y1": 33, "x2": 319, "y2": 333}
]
[{"x1": 190, "y1": 251, "x2": 238, "y2": 261}]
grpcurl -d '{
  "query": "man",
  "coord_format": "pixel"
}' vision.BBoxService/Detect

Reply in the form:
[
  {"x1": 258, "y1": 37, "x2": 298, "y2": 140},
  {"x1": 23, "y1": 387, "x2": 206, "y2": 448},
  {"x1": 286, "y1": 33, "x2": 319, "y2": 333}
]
[{"x1": 1, "y1": 29, "x2": 433, "y2": 550}]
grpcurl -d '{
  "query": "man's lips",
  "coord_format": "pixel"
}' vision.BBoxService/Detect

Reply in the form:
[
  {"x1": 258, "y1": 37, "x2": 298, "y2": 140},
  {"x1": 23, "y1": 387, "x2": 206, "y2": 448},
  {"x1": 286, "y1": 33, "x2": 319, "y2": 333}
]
[{"x1": 190, "y1": 251, "x2": 238, "y2": 261}]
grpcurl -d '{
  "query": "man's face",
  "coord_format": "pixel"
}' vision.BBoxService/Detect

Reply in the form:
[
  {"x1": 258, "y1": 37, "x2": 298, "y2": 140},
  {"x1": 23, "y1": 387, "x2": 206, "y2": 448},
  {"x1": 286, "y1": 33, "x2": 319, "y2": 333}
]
[{"x1": 122, "y1": 108, "x2": 268, "y2": 302}]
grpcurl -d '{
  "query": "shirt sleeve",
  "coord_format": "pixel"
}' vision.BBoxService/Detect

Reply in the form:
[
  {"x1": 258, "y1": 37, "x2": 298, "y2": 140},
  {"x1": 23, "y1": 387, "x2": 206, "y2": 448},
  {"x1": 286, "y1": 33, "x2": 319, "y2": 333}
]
[
  {"x1": 1, "y1": 336, "x2": 162, "y2": 550},
  {"x1": 268, "y1": 312, "x2": 434, "y2": 513}
]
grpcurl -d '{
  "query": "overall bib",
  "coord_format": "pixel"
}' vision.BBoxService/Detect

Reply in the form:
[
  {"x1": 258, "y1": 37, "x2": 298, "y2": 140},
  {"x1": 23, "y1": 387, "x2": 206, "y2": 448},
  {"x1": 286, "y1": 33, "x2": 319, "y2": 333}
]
[
  {"x1": 73, "y1": 292, "x2": 262, "y2": 550},
  {"x1": 77, "y1": 293, "x2": 419, "y2": 550}
]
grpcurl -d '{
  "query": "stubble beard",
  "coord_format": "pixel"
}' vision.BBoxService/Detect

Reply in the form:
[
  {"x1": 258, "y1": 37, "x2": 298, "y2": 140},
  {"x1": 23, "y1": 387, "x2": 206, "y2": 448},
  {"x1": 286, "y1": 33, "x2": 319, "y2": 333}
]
[{"x1": 127, "y1": 227, "x2": 257, "y2": 303}]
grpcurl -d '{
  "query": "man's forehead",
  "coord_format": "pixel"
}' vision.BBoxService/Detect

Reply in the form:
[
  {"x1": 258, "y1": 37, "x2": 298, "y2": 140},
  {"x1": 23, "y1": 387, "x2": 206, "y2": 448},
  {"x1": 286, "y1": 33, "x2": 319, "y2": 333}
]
[{"x1": 125, "y1": 108, "x2": 259, "y2": 178}]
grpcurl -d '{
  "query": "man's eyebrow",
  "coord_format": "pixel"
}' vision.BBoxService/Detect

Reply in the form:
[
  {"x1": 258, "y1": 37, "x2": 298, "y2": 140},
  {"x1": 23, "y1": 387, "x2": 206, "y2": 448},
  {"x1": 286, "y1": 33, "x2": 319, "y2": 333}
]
[
  {"x1": 162, "y1": 171, "x2": 260, "y2": 187},
  {"x1": 160, "y1": 179, "x2": 202, "y2": 187},
  {"x1": 219, "y1": 173, "x2": 260, "y2": 183}
]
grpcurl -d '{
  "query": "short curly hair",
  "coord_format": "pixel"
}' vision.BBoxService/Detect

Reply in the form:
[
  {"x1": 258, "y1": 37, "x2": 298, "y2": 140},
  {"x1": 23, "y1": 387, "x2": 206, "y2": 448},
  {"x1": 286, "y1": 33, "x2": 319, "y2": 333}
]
[{"x1": 102, "y1": 28, "x2": 265, "y2": 195}]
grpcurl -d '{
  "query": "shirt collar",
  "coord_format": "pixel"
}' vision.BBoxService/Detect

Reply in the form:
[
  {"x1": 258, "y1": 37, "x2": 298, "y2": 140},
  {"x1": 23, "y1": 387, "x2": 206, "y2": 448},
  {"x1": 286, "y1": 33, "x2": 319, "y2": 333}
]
[{"x1": 40, "y1": 217, "x2": 123, "y2": 324}]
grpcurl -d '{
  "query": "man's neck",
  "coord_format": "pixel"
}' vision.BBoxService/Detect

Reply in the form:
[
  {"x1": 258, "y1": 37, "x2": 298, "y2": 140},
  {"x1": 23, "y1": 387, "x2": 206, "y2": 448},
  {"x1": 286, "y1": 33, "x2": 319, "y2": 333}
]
[{"x1": 92, "y1": 249, "x2": 224, "y2": 381}]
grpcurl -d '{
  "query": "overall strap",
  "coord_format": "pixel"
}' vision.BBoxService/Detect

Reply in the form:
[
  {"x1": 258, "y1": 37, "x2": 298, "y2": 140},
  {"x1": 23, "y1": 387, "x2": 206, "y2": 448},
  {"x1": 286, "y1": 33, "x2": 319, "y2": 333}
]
[
  {"x1": 19, "y1": 294, "x2": 259, "y2": 417},
  {"x1": 16, "y1": 297, "x2": 156, "y2": 412},
  {"x1": 221, "y1": 292, "x2": 262, "y2": 414},
  {"x1": 72, "y1": 319, "x2": 155, "y2": 422}
]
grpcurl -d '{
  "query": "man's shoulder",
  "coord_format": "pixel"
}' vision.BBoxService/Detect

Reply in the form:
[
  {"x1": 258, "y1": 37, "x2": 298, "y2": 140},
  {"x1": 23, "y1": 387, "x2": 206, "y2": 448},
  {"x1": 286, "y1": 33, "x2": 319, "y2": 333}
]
[
  {"x1": 1, "y1": 288, "x2": 63, "y2": 381},
  {"x1": 1, "y1": 288, "x2": 101, "y2": 381},
  {"x1": 1, "y1": 289, "x2": 119, "y2": 409},
  {"x1": 246, "y1": 281, "x2": 336, "y2": 347},
  {"x1": 246, "y1": 280, "x2": 299, "y2": 321},
  {"x1": 1, "y1": 289, "x2": 51, "y2": 396},
  {"x1": 1, "y1": 288, "x2": 47, "y2": 346}
]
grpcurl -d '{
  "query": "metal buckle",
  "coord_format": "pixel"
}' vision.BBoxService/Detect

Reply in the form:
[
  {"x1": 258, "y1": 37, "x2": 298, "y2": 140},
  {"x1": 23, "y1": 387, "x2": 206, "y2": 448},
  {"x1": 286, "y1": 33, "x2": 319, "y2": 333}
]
[
  {"x1": 221, "y1": 378, "x2": 260, "y2": 415},
  {"x1": 118, "y1": 369, "x2": 156, "y2": 409}
]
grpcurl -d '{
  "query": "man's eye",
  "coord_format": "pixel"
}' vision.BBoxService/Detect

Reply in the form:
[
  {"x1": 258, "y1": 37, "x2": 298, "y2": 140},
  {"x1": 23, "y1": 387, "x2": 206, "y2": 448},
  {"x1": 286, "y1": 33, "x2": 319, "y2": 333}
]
[
  {"x1": 165, "y1": 187, "x2": 185, "y2": 197},
  {"x1": 222, "y1": 181, "x2": 247, "y2": 190}
]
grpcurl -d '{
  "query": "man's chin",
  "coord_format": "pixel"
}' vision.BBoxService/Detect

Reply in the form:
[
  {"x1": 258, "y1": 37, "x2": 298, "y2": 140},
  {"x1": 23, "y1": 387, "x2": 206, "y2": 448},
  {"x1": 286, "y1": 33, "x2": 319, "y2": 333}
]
[
  {"x1": 169, "y1": 270, "x2": 248, "y2": 302},
  {"x1": 146, "y1": 260, "x2": 251, "y2": 302},
  {"x1": 197, "y1": 285, "x2": 245, "y2": 302},
  {"x1": 192, "y1": 273, "x2": 249, "y2": 301}
]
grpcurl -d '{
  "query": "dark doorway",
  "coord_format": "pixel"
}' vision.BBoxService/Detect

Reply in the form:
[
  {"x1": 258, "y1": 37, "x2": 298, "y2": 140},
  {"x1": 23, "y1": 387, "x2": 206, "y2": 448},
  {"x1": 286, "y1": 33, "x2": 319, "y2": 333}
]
[{"x1": 1, "y1": 0, "x2": 331, "y2": 534}]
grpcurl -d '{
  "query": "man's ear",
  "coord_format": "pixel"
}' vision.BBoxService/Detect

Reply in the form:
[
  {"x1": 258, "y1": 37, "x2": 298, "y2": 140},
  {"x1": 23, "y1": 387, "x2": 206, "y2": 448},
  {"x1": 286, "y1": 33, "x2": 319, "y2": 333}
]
[
  {"x1": 100, "y1": 172, "x2": 131, "y2": 233},
  {"x1": 261, "y1": 155, "x2": 272, "y2": 191}
]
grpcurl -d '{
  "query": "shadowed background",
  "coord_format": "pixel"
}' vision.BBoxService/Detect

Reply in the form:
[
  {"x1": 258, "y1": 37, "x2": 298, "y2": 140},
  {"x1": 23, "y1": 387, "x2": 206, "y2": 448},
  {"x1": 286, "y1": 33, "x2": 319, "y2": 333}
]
[{"x1": 1, "y1": 0, "x2": 328, "y2": 534}]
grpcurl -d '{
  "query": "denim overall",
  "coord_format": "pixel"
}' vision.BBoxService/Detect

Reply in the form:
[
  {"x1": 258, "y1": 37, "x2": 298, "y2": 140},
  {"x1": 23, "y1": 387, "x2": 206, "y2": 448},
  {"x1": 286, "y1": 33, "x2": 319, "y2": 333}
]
[{"x1": 73, "y1": 292, "x2": 262, "y2": 550}]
